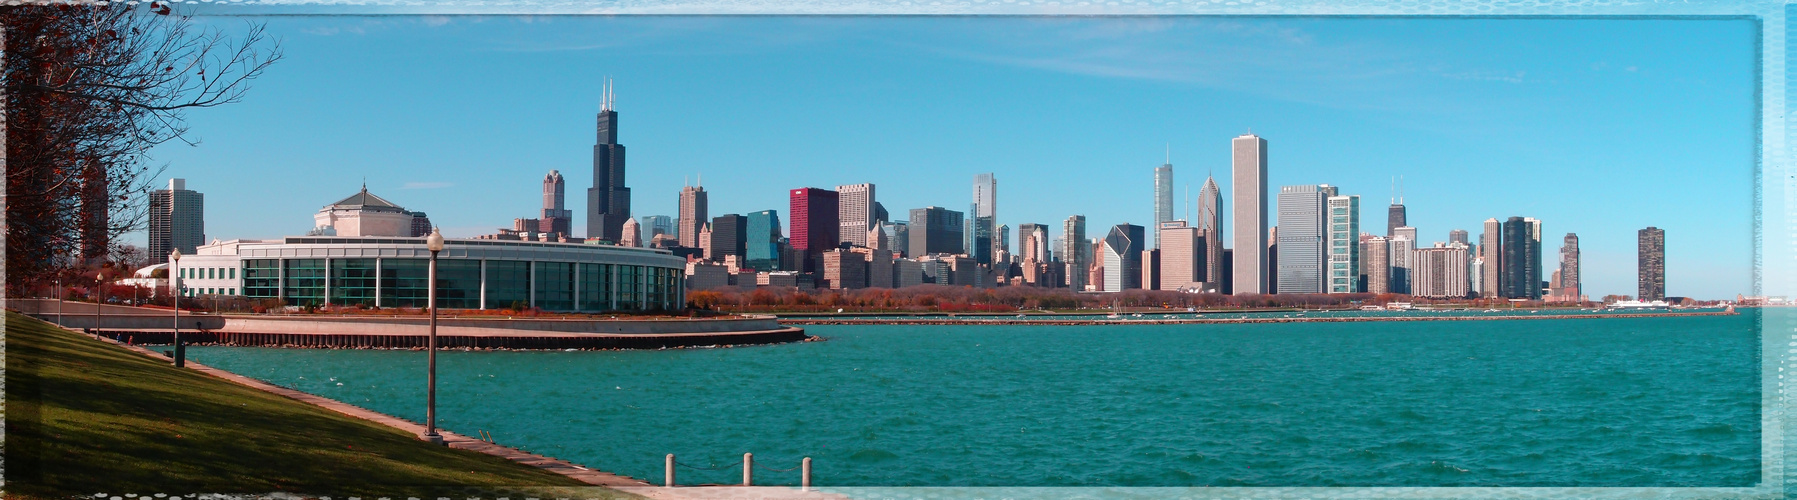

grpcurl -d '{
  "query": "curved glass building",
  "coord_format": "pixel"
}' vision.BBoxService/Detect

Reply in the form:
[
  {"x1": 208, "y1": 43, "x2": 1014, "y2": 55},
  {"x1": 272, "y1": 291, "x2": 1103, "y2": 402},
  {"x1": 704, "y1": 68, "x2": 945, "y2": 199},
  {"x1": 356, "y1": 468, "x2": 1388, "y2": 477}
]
[{"x1": 175, "y1": 236, "x2": 686, "y2": 311}]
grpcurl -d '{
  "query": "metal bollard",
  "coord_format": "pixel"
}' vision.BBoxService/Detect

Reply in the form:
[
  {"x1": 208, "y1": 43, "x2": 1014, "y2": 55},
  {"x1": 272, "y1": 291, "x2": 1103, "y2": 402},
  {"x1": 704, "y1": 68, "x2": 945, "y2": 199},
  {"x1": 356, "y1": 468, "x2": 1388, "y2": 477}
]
[
  {"x1": 665, "y1": 454, "x2": 675, "y2": 487},
  {"x1": 743, "y1": 452, "x2": 753, "y2": 486},
  {"x1": 802, "y1": 457, "x2": 811, "y2": 490}
]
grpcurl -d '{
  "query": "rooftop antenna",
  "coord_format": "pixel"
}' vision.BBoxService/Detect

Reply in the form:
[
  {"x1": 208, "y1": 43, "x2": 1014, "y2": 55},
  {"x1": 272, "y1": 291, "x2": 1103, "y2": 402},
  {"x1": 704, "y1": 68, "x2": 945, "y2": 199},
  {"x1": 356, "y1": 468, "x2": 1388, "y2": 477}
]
[
  {"x1": 1165, "y1": 143, "x2": 1170, "y2": 165},
  {"x1": 1390, "y1": 176, "x2": 1395, "y2": 204},
  {"x1": 1399, "y1": 175, "x2": 1405, "y2": 204}
]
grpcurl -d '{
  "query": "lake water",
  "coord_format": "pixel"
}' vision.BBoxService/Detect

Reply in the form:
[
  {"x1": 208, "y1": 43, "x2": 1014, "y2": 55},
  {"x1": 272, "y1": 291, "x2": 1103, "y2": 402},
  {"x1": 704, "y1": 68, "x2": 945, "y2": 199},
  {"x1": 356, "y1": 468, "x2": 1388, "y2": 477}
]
[{"x1": 170, "y1": 309, "x2": 1764, "y2": 487}]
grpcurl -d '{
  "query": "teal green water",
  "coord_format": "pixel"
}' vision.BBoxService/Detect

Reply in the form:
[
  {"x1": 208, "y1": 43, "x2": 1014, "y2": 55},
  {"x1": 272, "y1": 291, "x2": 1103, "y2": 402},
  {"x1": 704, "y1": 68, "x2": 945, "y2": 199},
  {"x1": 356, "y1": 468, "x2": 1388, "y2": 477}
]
[{"x1": 172, "y1": 310, "x2": 1763, "y2": 487}]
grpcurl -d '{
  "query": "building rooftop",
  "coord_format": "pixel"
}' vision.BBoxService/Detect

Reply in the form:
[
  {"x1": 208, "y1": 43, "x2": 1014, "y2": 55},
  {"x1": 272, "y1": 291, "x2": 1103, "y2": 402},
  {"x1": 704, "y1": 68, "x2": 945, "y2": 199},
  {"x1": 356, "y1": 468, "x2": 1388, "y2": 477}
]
[{"x1": 326, "y1": 186, "x2": 404, "y2": 210}]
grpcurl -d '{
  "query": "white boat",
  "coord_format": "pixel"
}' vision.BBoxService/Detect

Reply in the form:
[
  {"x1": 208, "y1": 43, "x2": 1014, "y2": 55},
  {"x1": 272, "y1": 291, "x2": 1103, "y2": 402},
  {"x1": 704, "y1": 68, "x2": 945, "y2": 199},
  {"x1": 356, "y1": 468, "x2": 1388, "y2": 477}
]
[
  {"x1": 1611, "y1": 300, "x2": 1671, "y2": 310},
  {"x1": 1360, "y1": 305, "x2": 1386, "y2": 311}
]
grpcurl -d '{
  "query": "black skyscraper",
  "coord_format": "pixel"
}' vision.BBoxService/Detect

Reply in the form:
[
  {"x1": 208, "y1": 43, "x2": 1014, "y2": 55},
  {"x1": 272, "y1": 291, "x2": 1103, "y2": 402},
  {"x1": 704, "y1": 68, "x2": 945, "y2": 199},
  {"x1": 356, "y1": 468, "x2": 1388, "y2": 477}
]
[
  {"x1": 1500, "y1": 216, "x2": 1542, "y2": 299},
  {"x1": 587, "y1": 81, "x2": 632, "y2": 242},
  {"x1": 711, "y1": 214, "x2": 748, "y2": 261}
]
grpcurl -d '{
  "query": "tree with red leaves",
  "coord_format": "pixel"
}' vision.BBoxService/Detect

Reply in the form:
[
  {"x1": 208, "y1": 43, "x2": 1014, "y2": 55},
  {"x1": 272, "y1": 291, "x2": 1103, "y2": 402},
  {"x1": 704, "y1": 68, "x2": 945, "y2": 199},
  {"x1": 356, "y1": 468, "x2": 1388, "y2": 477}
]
[{"x1": 3, "y1": 3, "x2": 280, "y2": 294}]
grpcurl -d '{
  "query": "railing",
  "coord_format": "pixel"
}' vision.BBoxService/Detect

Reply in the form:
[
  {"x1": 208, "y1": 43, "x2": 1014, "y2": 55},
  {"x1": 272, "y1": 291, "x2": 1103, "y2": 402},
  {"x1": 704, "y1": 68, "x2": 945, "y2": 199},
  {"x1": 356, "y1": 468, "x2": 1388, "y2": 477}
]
[{"x1": 665, "y1": 453, "x2": 812, "y2": 490}]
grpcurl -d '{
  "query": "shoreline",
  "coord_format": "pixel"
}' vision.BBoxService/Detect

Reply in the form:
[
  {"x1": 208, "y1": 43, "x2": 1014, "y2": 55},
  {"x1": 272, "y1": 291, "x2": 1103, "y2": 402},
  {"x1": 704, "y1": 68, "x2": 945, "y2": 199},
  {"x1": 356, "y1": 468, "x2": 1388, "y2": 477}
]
[{"x1": 777, "y1": 310, "x2": 1738, "y2": 326}]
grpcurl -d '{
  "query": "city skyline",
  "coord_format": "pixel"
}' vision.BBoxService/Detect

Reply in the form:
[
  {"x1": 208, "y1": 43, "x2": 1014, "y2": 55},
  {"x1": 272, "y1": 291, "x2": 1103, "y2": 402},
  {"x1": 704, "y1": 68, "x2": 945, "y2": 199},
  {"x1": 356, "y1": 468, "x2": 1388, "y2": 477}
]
[{"x1": 137, "y1": 16, "x2": 1753, "y2": 299}]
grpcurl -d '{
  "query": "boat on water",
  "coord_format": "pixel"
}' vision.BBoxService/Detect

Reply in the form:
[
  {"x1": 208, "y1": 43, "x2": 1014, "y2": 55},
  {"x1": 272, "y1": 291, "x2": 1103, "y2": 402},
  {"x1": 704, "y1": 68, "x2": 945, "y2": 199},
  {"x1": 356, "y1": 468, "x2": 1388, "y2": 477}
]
[
  {"x1": 1611, "y1": 299, "x2": 1671, "y2": 310},
  {"x1": 1360, "y1": 305, "x2": 1386, "y2": 311}
]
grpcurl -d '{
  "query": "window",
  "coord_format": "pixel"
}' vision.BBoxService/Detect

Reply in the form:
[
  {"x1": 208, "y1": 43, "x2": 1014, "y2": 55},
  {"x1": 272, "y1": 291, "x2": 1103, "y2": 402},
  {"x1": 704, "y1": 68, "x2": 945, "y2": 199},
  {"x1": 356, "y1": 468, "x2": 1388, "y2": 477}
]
[
  {"x1": 485, "y1": 260, "x2": 531, "y2": 310},
  {"x1": 379, "y1": 259, "x2": 430, "y2": 308},
  {"x1": 229, "y1": 268, "x2": 236, "y2": 280},
  {"x1": 244, "y1": 259, "x2": 281, "y2": 298},
  {"x1": 535, "y1": 262, "x2": 574, "y2": 312},
  {"x1": 330, "y1": 259, "x2": 378, "y2": 306},
  {"x1": 283, "y1": 259, "x2": 327, "y2": 306},
  {"x1": 578, "y1": 263, "x2": 613, "y2": 312}
]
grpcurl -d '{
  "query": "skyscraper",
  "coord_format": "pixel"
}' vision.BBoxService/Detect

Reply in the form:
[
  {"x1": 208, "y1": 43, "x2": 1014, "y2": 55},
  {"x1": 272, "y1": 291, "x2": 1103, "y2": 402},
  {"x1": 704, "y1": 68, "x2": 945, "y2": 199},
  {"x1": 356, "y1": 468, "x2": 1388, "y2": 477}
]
[
  {"x1": 1019, "y1": 223, "x2": 1051, "y2": 286},
  {"x1": 1231, "y1": 134, "x2": 1268, "y2": 294},
  {"x1": 790, "y1": 188, "x2": 841, "y2": 274},
  {"x1": 1638, "y1": 227, "x2": 1665, "y2": 301},
  {"x1": 1480, "y1": 218, "x2": 1501, "y2": 298},
  {"x1": 908, "y1": 206, "x2": 965, "y2": 256},
  {"x1": 677, "y1": 184, "x2": 708, "y2": 248},
  {"x1": 1276, "y1": 184, "x2": 1335, "y2": 294},
  {"x1": 620, "y1": 217, "x2": 642, "y2": 247},
  {"x1": 1326, "y1": 194, "x2": 1360, "y2": 294},
  {"x1": 1196, "y1": 175, "x2": 1225, "y2": 289},
  {"x1": 1500, "y1": 216, "x2": 1543, "y2": 299},
  {"x1": 640, "y1": 215, "x2": 673, "y2": 238},
  {"x1": 539, "y1": 170, "x2": 573, "y2": 235},
  {"x1": 1361, "y1": 235, "x2": 1389, "y2": 294},
  {"x1": 1158, "y1": 220, "x2": 1199, "y2": 291},
  {"x1": 586, "y1": 80, "x2": 631, "y2": 242},
  {"x1": 886, "y1": 222, "x2": 910, "y2": 257},
  {"x1": 1102, "y1": 223, "x2": 1145, "y2": 291},
  {"x1": 744, "y1": 210, "x2": 783, "y2": 271},
  {"x1": 972, "y1": 173, "x2": 998, "y2": 265},
  {"x1": 1415, "y1": 242, "x2": 1471, "y2": 298},
  {"x1": 148, "y1": 178, "x2": 205, "y2": 264},
  {"x1": 1154, "y1": 161, "x2": 1174, "y2": 249},
  {"x1": 837, "y1": 183, "x2": 876, "y2": 247},
  {"x1": 1387, "y1": 176, "x2": 1406, "y2": 237},
  {"x1": 1388, "y1": 232, "x2": 1415, "y2": 295},
  {"x1": 1555, "y1": 233, "x2": 1581, "y2": 302},
  {"x1": 1063, "y1": 215, "x2": 1088, "y2": 291},
  {"x1": 1448, "y1": 229, "x2": 1469, "y2": 246},
  {"x1": 710, "y1": 214, "x2": 747, "y2": 261}
]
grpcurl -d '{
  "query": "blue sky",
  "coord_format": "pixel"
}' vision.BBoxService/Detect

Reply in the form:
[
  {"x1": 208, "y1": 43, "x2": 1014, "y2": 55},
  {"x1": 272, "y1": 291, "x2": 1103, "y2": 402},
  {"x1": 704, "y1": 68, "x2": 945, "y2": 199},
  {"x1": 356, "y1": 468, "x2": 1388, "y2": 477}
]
[{"x1": 146, "y1": 16, "x2": 1755, "y2": 299}]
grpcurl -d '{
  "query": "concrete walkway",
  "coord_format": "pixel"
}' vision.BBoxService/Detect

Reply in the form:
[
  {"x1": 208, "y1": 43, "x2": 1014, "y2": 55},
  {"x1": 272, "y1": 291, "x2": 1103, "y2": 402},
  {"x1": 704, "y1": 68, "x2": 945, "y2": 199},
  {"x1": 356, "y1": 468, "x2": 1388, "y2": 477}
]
[{"x1": 68, "y1": 325, "x2": 845, "y2": 499}]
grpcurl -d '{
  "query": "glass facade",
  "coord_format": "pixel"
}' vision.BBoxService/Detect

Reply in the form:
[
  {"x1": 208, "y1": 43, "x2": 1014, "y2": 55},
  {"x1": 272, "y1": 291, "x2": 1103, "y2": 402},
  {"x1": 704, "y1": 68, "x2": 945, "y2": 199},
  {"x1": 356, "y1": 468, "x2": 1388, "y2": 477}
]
[
  {"x1": 618, "y1": 265, "x2": 642, "y2": 308},
  {"x1": 244, "y1": 259, "x2": 280, "y2": 298},
  {"x1": 380, "y1": 258, "x2": 430, "y2": 308},
  {"x1": 330, "y1": 258, "x2": 379, "y2": 306},
  {"x1": 486, "y1": 260, "x2": 531, "y2": 310},
  {"x1": 283, "y1": 259, "x2": 327, "y2": 306},
  {"x1": 535, "y1": 262, "x2": 575, "y2": 311},
  {"x1": 578, "y1": 263, "x2": 613, "y2": 311},
  {"x1": 437, "y1": 259, "x2": 483, "y2": 309},
  {"x1": 218, "y1": 254, "x2": 675, "y2": 312}
]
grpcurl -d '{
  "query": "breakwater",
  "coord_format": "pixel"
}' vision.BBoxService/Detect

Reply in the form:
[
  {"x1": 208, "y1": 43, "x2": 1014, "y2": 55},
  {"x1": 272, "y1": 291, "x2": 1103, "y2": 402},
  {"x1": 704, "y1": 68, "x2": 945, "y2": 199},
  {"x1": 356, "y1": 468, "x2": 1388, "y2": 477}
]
[
  {"x1": 777, "y1": 310, "x2": 1736, "y2": 326},
  {"x1": 15, "y1": 299, "x2": 808, "y2": 350}
]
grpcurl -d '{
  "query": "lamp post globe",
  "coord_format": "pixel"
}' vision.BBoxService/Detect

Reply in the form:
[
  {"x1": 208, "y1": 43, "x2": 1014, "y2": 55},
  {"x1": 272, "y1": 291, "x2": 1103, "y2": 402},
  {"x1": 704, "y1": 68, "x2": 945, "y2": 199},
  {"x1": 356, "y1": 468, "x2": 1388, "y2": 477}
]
[
  {"x1": 170, "y1": 249, "x2": 184, "y2": 367},
  {"x1": 424, "y1": 227, "x2": 445, "y2": 444}
]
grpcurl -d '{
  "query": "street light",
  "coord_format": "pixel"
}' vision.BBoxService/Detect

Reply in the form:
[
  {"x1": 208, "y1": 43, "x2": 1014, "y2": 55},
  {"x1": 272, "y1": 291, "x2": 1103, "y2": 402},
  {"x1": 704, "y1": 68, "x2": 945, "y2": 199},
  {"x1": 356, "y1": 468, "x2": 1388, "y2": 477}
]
[
  {"x1": 171, "y1": 249, "x2": 184, "y2": 368},
  {"x1": 94, "y1": 271, "x2": 104, "y2": 338},
  {"x1": 424, "y1": 227, "x2": 445, "y2": 445}
]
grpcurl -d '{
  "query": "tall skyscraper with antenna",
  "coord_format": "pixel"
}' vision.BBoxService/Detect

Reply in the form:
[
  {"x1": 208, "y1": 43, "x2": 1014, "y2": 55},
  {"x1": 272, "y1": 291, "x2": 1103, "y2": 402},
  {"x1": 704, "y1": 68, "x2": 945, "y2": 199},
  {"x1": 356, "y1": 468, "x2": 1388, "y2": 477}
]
[
  {"x1": 586, "y1": 79, "x2": 632, "y2": 242},
  {"x1": 1387, "y1": 176, "x2": 1406, "y2": 237},
  {"x1": 1153, "y1": 151, "x2": 1174, "y2": 249}
]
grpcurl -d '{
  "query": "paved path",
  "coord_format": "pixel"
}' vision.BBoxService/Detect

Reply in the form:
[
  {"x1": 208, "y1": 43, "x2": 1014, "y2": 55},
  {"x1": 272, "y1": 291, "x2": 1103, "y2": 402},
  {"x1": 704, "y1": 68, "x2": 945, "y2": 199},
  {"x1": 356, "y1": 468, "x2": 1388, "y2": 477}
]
[{"x1": 70, "y1": 325, "x2": 849, "y2": 498}]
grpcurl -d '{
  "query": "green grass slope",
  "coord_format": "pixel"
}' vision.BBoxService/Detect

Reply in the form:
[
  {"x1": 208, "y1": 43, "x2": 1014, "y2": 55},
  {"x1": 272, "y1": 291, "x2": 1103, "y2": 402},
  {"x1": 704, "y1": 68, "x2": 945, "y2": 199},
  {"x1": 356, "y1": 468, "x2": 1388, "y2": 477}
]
[{"x1": 5, "y1": 311, "x2": 632, "y2": 498}]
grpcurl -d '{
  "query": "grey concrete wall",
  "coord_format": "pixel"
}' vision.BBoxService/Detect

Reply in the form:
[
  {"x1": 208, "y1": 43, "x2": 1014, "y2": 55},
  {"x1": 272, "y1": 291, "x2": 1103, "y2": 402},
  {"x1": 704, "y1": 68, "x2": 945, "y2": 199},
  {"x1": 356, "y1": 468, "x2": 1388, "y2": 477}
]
[{"x1": 12, "y1": 299, "x2": 780, "y2": 336}]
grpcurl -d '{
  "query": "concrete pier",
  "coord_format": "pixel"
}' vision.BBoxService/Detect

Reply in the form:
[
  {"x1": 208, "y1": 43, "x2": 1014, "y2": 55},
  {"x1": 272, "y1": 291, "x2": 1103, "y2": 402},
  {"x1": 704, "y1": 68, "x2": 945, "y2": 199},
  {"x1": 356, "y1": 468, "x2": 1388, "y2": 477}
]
[{"x1": 14, "y1": 299, "x2": 806, "y2": 350}]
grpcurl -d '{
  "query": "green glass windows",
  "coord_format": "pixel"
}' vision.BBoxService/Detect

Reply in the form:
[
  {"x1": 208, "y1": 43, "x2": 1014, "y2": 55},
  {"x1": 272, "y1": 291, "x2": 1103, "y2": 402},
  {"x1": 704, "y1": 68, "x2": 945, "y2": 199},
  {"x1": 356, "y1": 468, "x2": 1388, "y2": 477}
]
[
  {"x1": 330, "y1": 259, "x2": 378, "y2": 306},
  {"x1": 535, "y1": 262, "x2": 574, "y2": 311},
  {"x1": 283, "y1": 259, "x2": 327, "y2": 306}
]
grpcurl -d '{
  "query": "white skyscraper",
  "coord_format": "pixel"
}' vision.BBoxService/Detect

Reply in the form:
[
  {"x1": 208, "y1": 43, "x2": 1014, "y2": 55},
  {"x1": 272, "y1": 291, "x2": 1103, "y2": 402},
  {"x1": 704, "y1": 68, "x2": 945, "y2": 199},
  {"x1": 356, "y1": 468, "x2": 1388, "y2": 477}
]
[
  {"x1": 1231, "y1": 134, "x2": 1268, "y2": 294},
  {"x1": 1154, "y1": 161, "x2": 1174, "y2": 249},
  {"x1": 837, "y1": 183, "x2": 876, "y2": 247}
]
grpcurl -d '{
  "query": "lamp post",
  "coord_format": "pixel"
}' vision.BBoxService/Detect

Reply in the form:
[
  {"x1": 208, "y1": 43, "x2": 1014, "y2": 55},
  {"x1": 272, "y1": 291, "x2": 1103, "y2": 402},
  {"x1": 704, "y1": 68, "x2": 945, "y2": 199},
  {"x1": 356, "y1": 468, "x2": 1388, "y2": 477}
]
[
  {"x1": 171, "y1": 249, "x2": 184, "y2": 368},
  {"x1": 424, "y1": 227, "x2": 445, "y2": 445},
  {"x1": 54, "y1": 277, "x2": 63, "y2": 326},
  {"x1": 94, "y1": 271, "x2": 104, "y2": 337}
]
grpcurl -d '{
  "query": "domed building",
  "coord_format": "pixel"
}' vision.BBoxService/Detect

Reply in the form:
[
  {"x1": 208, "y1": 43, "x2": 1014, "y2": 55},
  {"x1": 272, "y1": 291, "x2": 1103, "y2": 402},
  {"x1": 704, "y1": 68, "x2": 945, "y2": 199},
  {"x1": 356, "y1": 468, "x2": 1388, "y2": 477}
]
[{"x1": 312, "y1": 185, "x2": 430, "y2": 237}]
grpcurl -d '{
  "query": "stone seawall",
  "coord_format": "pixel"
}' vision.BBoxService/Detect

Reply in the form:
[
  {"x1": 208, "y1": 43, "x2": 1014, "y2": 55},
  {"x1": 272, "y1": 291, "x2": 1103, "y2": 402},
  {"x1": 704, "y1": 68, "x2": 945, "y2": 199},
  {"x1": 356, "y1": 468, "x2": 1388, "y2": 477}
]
[
  {"x1": 779, "y1": 310, "x2": 1737, "y2": 326},
  {"x1": 15, "y1": 299, "x2": 807, "y2": 350}
]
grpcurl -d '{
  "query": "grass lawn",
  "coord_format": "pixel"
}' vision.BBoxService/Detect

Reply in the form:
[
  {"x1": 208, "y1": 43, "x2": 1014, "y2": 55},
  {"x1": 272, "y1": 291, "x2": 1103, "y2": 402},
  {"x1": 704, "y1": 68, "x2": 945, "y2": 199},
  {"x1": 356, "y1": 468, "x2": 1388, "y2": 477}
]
[{"x1": 4, "y1": 311, "x2": 640, "y2": 498}]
